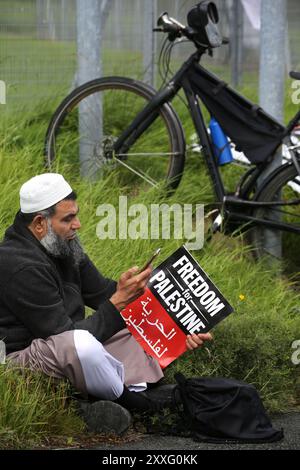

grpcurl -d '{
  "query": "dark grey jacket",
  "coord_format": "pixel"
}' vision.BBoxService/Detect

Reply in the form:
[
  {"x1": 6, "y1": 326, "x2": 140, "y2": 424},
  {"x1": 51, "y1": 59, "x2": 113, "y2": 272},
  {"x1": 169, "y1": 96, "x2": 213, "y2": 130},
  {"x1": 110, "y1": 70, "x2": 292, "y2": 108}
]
[{"x1": 0, "y1": 212, "x2": 125, "y2": 354}]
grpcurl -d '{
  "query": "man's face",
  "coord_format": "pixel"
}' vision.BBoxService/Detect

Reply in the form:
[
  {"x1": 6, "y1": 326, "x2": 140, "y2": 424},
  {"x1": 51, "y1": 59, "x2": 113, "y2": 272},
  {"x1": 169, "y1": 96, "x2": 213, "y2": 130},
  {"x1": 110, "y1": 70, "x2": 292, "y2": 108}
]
[
  {"x1": 33, "y1": 199, "x2": 84, "y2": 264},
  {"x1": 50, "y1": 199, "x2": 81, "y2": 239}
]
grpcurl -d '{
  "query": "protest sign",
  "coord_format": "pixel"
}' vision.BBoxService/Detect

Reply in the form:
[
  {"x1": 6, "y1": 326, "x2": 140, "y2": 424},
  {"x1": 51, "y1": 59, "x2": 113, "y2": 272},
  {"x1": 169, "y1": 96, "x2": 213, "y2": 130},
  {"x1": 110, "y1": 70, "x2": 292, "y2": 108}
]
[{"x1": 121, "y1": 246, "x2": 233, "y2": 368}]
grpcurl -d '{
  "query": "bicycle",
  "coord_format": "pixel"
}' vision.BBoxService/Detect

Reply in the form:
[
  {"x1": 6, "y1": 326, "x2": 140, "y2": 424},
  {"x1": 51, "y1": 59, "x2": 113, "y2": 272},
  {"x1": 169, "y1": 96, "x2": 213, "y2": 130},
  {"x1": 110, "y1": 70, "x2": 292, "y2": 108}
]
[{"x1": 44, "y1": 1, "x2": 300, "y2": 275}]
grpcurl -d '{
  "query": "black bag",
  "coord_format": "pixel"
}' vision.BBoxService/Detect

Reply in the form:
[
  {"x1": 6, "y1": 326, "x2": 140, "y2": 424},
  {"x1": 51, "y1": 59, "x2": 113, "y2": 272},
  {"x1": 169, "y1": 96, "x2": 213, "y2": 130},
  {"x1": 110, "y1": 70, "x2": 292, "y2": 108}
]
[
  {"x1": 173, "y1": 372, "x2": 284, "y2": 443},
  {"x1": 187, "y1": 63, "x2": 287, "y2": 164}
]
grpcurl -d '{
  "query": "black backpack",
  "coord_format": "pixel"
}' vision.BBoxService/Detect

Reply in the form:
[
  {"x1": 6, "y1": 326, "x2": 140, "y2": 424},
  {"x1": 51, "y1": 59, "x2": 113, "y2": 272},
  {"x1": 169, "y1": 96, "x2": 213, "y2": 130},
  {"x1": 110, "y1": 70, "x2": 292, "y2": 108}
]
[{"x1": 172, "y1": 373, "x2": 284, "y2": 443}]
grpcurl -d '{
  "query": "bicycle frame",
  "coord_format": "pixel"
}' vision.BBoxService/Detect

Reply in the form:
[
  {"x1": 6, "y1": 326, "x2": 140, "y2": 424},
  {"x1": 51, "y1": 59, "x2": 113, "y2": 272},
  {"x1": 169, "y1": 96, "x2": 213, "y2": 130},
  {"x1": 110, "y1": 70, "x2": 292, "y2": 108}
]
[{"x1": 113, "y1": 50, "x2": 300, "y2": 235}]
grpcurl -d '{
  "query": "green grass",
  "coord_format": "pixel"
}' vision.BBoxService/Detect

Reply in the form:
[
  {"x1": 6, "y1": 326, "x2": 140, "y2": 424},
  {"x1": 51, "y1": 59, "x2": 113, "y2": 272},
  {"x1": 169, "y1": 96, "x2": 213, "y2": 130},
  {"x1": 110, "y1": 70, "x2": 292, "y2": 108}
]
[
  {"x1": 0, "y1": 365, "x2": 84, "y2": 449},
  {"x1": 0, "y1": 35, "x2": 146, "y2": 117},
  {"x1": 0, "y1": 84, "x2": 300, "y2": 447}
]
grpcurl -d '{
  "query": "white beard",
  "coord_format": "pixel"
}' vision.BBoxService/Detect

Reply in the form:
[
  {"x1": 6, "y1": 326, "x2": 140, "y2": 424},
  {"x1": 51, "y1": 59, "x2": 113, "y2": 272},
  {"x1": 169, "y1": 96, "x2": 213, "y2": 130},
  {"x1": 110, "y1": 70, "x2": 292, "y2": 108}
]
[{"x1": 40, "y1": 220, "x2": 84, "y2": 265}]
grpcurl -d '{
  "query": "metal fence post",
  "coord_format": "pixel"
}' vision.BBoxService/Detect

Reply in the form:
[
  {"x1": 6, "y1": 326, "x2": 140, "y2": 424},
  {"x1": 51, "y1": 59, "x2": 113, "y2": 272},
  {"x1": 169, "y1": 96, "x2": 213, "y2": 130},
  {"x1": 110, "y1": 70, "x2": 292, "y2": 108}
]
[
  {"x1": 231, "y1": 0, "x2": 244, "y2": 88},
  {"x1": 60, "y1": 0, "x2": 67, "y2": 41},
  {"x1": 76, "y1": 0, "x2": 102, "y2": 179},
  {"x1": 46, "y1": 0, "x2": 56, "y2": 40},
  {"x1": 114, "y1": 0, "x2": 121, "y2": 49},
  {"x1": 259, "y1": 0, "x2": 287, "y2": 258},
  {"x1": 143, "y1": 0, "x2": 157, "y2": 88},
  {"x1": 36, "y1": 0, "x2": 44, "y2": 40}
]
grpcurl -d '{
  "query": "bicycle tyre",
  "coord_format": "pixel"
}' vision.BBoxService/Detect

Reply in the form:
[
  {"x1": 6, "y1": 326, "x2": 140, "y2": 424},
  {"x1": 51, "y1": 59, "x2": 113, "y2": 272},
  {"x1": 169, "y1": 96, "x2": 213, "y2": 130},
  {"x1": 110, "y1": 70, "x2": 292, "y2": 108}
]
[
  {"x1": 44, "y1": 77, "x2": 186, "y2": 191},
  {"x1": 251, "y1": 163, "x2": 300, "y2": 275}
]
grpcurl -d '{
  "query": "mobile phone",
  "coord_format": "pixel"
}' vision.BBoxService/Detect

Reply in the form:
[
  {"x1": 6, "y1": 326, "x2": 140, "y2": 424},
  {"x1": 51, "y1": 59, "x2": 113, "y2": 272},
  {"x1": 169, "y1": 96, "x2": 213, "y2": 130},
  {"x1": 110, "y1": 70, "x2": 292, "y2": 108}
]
[{"x1": 139, "y1": 247, "x2": 161, "y2": 273}]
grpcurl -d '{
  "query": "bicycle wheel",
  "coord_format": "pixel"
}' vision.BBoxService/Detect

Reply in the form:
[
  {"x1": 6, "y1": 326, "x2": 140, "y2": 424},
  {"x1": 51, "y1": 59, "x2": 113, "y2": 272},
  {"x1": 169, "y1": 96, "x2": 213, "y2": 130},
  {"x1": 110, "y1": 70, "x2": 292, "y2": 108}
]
[
  {"x1": 45, "y1": 77, "x2": 185, "y2": 190},
  {"x1": 251, "y1": 163, "x2": 300, "y2": 276}
]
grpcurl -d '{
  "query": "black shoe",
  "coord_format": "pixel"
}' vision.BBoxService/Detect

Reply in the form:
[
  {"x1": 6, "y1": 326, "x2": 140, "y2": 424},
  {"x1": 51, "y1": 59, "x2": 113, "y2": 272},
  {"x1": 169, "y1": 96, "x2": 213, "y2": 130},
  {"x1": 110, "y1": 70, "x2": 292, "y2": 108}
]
[
  {"x1": 77, "y1": 399, "x2": 132, "y2": 435},
  {"x1": 144, "y1": 384, "x2": 177, "y2": 403},
  {"x1": 141, "y1": 384, "x2": 179, "y2": 412}
]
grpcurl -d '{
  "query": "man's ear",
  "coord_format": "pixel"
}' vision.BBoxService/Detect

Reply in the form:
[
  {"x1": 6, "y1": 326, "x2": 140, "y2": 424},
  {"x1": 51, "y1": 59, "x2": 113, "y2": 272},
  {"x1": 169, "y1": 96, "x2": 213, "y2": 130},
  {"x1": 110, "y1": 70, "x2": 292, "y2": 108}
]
[{"x1": 29, "y1": 215, "x2": 48, "y2": 240}]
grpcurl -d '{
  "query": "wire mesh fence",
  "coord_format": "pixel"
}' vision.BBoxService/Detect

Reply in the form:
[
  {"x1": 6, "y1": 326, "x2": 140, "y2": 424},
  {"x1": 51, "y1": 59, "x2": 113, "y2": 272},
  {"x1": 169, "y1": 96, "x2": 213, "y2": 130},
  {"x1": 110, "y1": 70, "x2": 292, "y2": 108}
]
[{"x1": 0, "y1": 0, "x2": 299, "y2": 114}]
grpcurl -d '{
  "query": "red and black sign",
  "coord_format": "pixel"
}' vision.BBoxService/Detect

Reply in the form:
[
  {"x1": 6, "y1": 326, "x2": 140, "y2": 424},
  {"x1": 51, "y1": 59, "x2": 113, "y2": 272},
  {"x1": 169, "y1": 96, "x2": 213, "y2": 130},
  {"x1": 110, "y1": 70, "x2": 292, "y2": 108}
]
[{"x1": 121, "y1": 246, "x2": 233, "y2": 368}]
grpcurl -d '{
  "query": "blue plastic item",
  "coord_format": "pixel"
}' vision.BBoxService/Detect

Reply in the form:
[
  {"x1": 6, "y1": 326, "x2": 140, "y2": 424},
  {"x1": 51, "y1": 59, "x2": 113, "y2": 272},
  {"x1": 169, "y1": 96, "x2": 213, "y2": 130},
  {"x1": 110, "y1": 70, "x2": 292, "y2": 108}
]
[{"x1": 209, "y1": 116, "x2": 234, "y2": 165}]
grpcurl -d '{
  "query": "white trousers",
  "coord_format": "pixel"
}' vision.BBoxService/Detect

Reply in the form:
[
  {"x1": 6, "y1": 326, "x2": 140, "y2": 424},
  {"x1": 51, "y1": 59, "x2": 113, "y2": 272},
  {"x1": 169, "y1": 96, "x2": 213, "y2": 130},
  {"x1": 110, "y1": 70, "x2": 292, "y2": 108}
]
[{"x1": 74, "y1": 330, "x2": 124, "y2": 400}]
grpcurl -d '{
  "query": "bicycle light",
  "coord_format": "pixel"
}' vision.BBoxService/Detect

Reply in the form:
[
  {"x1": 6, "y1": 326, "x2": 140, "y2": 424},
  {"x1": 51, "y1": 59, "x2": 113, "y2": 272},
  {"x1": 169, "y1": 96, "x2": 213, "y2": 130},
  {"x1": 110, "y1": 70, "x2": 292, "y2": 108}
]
[{"x1": 187, "y1": 1, "x2": 222, "y2": 48}]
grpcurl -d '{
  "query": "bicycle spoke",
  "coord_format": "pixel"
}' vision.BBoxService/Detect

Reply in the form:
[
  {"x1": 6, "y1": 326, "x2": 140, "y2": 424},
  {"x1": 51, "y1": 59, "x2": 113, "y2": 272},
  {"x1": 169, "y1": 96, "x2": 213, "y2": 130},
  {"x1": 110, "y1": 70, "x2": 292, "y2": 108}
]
[
  {"x1": 117, "y1": 152, "x2": 181, "y2": 157},
  {"x1": 114, "y1": 157, "x2": 158, "y2": 186}
]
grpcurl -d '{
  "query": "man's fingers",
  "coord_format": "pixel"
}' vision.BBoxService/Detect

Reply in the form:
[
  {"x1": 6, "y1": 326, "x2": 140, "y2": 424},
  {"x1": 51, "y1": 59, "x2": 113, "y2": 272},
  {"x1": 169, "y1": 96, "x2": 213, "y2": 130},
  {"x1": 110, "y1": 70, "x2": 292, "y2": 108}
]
[
  {"x1": 198, "y1": 333, "x2": 213, "y2": 341},
  {"x1": 124, "y1": 266, "x2": 152, "y2": 288},
  {"x1": 186, "y1": 333, "x2": 213, "y2": 350},
  {"x1": 135, "y1": 266, "x2": 152, "y2": 282},
  {"x1": 186, "y1": 339, "x2": 203, "y2": 350},
  {"x1": 119, "y1": 266, "x2": 140, "y2": 285},
  {"x1": 119, "y1": 265, "x2": 150, "y2": 295},
  {"x1": 186, "y1": 335, "x2": 203, "y2": 350},
  {"x1": 120, "y1": 266, "x2": 139, "y2": 282}
]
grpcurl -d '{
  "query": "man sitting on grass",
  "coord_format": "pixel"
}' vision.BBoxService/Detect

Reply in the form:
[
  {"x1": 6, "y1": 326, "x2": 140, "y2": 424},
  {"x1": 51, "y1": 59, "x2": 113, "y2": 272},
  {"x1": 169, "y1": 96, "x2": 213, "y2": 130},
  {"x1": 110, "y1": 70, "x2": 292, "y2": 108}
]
[{"x1": 0, "y1": 173, "x2": 212, "y2": 432}]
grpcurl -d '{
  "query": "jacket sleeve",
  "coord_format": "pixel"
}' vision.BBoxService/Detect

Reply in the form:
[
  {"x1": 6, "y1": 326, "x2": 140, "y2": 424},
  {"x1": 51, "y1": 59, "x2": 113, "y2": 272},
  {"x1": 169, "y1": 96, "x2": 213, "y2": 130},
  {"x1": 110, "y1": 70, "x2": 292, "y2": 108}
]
[
  {"x1": 4, "y1": 264, "x2": 125, "y2": 343},
  {"x1": 79, "y1": 255, "x2": 118, "y2": 309}
]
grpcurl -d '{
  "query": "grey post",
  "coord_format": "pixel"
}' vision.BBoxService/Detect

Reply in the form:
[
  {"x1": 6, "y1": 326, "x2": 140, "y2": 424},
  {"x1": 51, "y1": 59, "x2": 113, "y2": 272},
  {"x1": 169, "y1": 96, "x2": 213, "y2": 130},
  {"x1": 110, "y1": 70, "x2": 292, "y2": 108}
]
[
  {"x1": 36, "y1": 0, "x2": 55, "y2": 40},
  {"x1": 114, "y1": 0, "x2": 122, "y2": 50},
  {"x1": 259, "y1": 0, "x2": 287, "y2": 258},
  {"x1": 143, "y1": 0, "x2": 157, "y2": 88},
  {"x1": 36, "y1": 0, "x2": 44, "y2": 40},
  {"x1": 60, "y1": 0, "x2": 67, "y2": 41},
  {"x1": 46, "y1": 0, "x2": 56, "y2": 40},
  {"x1": 231, "y1": 0, "x2": 244, "y2": 88},
  {"x1": 76, "y1": 0, "x2": 102, "y2": 179}
]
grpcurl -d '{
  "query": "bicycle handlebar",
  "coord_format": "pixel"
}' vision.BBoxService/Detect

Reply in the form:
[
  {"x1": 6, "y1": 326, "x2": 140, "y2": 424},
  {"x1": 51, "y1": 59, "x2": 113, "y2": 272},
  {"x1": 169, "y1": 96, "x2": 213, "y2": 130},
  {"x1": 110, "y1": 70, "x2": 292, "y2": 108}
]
[
  {"x1": 154, "y1": 11, "x2": 229, "y2": 48},
  {"x1": 156, "y1": 13, "x2": 185, "y2": 36}
]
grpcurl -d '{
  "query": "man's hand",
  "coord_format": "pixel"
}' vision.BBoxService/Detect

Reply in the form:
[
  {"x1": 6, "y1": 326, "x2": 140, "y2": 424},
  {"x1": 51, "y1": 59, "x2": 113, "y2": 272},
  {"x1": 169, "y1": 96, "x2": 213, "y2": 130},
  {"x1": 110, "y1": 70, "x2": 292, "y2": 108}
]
[
  {"x1": 110, "y1": 266, "x2": 152, "y2": 311},
  {"x1": 186, "y1": 332, "x2": 213, "y2": 351}
]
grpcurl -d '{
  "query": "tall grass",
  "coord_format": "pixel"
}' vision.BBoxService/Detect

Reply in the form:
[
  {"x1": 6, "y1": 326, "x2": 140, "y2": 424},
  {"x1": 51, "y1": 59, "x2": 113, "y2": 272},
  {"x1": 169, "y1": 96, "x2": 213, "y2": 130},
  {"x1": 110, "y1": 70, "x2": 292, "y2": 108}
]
[
  {"x1": 0, "y1": 95, "x2": 299, "y2": 448},
  {"x1": 0, "y1": 365, "x2": 84, "y2": 449}
]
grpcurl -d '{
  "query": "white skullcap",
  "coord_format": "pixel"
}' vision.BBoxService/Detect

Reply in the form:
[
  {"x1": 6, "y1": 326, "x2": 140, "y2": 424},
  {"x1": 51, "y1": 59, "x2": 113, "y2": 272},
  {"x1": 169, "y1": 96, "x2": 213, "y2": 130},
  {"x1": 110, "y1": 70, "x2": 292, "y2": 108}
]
[{"x1": 20, "y1": 173, "x2": 73, "y2": 213}]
